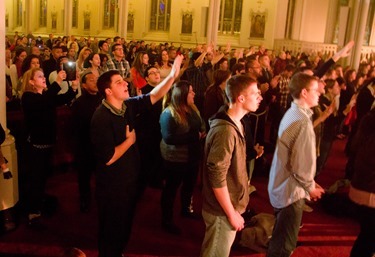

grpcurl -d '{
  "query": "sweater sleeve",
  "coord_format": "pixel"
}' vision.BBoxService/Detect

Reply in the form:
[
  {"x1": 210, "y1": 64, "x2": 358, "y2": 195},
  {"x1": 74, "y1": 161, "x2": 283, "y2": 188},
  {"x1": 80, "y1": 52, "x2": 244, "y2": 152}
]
[
  {"x1": 289, "y1": 121, "x2": 316, "y2": 193},
  {"x1": 314, "y1": 58, "x2": 335, "y2": 79},
  {"x1": 206, "y1": 127, "x2": 235, "y2": 188}
]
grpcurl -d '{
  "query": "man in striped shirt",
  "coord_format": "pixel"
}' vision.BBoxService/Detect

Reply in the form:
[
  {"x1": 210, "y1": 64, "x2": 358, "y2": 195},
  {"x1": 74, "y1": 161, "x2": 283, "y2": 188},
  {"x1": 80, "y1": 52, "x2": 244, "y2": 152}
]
[{"x1": 267, "y1": 72, "x2": 325, "y2": 257}]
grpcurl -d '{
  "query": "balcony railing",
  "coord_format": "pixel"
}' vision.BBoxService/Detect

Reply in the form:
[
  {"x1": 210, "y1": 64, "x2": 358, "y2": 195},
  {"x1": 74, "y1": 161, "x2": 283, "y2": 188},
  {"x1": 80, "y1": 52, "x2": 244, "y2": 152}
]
[{"x1": 274, "y1": 39, "x2": 375, "y2": 61}]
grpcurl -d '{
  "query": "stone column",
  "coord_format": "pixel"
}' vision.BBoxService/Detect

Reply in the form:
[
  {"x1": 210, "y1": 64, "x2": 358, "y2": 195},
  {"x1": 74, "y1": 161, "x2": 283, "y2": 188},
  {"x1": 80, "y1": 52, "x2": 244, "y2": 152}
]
[
  {"x1": 0, "y1": 0, "x2": 19, "y2": 211},
  {"x1": 64, "y1": 0, "x2": 72, "y2": 36},
  {"x1": 118, "y1": 0, "x2": 129, "y2": 38},
  {"x1": 206, "y1": 0, "x2": 220, "y2": 47},
  {"x1": 24, "y1": 0, "x2": 32, "y2": 34},
  {"x1": 352, "y1": 0, "x2": 370, "y2": 69},
  {"x1": 324, "y1": 0, "x2": 339, "y2": 44}
]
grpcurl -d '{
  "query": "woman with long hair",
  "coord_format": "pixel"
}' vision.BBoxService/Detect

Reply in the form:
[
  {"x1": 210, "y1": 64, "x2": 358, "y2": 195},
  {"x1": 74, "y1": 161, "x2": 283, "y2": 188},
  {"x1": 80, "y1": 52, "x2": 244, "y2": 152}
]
[
  {"x1": 130, "y1": 51, "x2": 149, "y2": 92},
  {"x1": 159, "y1": 80, "x2": 206, "y2": 235},
  {"x1": 9, "y1": 48, "x2": 27, "y2": 97},
  {"x1": 67, "y1": 47, "x2": 77, "y2": 61},
  {"x1": 83, "y1": 52, "x2": 102, "y2": 78},
  {"x1": 21, "y1": 54, "x2": 41, "y2": 75},
  {"x1": 157, "y1": 49, "x2": 172, "y2": 80},
  {"x1": 17, "y1": 54, "x2": 41, "y2": 97},
  {"x1": 21, "y1": 67, "x2": 78, "y2": 228},
  {"x1": 76, "y1": 46, "x2": 92, "y2": 73},
  {"x1": 98, "y1": 53, "x2": 109, "y2": 74},
  {"x1": 125, "y1": 44, "x2": 137, "y2": 66}
]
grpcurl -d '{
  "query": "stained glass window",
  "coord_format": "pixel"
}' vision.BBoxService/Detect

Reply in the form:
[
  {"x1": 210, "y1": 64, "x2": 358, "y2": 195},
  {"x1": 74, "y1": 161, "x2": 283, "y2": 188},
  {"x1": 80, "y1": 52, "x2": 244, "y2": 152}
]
[
  {"x1": 150, "y1": 0, "x2": 171, "y2": 31},
  {"x1": 103, "y1": 0, "x2": 117, "y2": 29},
  {"x1": 218, "y1": 0, "x2": 243, "y2": 35}
]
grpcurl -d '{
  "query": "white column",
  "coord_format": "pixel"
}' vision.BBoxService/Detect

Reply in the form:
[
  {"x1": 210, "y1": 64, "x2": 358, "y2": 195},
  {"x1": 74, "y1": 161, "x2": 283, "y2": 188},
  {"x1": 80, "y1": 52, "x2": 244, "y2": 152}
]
[
  {"x1": 324, "y1": 0, "x2": 339, "y2": 43},
  {"x1": 352, "y1": 0, "x2": 370, "y2": 69},
  {"x1": 206, "y1": 0, "x2": 215, "y2": 45},
  {"x1": 369, "y1": 12, "x2": 375, "y2": 46},
  {"x1": 24, "y1": 0, "x2": 32, "y2": 34},
  {"x1": 274, "y1": 0, "x2": 289, "y2": 39},
  {"x1": 64, "y1": 0, "x2": 72, "y2": 36},
  {"x1": 118, "y1": 0, "x2": 128, "y2": 38},
  {"x1": 0, "y1": 0, "x2": 19, "y2": 211},
  {"x1": 348, "y1": 0, "x2": 360, "y2": 44},
  {"x1": 206, "y1": 0, "x2": 220, "y2": 47}
]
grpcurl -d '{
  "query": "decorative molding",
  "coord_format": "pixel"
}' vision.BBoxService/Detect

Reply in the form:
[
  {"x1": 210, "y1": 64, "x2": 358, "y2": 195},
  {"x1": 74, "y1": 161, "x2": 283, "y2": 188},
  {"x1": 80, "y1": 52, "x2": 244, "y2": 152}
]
[{"x1": 180, "y1": 35, "x2": 192, "y2": 41}]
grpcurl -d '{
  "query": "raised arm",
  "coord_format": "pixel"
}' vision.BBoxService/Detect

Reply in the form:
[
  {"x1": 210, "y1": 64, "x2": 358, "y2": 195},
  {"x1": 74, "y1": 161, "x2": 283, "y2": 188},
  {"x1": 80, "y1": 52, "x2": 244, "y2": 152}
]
[
  {"x1": 314, "y1": 41, "x2": 354, "y2": 78},
  {"x1": 149, "y1": 55, "x2": 183, "y2": 104},
  {"x1": 332, "y1": 40, "x2": 354, "y2": 62}
]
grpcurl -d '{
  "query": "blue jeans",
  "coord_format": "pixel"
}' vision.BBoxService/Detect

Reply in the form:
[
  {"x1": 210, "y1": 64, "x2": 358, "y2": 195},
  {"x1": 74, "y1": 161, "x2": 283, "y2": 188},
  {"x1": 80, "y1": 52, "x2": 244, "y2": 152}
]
[
  {"x1": 200, "y1": 210, "x2": 237, "y2": 257},
  {"x1": 267, "y1": 199, "x2": 304, "y2": 257}
]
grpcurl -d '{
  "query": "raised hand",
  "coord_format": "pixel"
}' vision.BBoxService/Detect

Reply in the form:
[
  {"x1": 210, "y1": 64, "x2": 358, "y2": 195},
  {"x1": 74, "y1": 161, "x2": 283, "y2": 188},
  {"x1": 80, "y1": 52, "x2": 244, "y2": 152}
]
[
  {"x1": 171, "y1": 54, "x2": 183, "y2": 78},
  {"x1": 338, "y1": 40, "x2": 355, "y2": 58}
]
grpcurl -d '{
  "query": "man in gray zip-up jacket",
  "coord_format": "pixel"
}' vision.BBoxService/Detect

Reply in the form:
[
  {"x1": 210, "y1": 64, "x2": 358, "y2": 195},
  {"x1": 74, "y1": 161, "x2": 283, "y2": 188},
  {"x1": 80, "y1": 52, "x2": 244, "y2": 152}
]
[{"x1": 200, "y1": 75, "x2": 262, "y2": 257}]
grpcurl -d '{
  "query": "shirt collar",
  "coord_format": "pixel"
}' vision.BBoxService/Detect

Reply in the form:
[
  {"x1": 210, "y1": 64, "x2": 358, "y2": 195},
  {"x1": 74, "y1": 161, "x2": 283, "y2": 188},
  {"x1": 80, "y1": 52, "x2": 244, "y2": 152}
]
[
  {"x1": 102, "y1": 99, "x2": 127, "y2": 117},
  {"x1": 291, "y1": 102, "x2": 313, "y2": 118}
]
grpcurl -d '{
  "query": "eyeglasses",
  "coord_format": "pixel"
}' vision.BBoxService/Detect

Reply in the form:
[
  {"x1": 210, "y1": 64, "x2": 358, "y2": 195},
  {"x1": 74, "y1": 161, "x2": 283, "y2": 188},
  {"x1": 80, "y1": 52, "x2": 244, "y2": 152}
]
[
  {"x1": 148, "y1": 70, "x2": 160, "y2": 76},
  {"x1": 306, "y1": 88, "x2": 321, "y2": 94}
]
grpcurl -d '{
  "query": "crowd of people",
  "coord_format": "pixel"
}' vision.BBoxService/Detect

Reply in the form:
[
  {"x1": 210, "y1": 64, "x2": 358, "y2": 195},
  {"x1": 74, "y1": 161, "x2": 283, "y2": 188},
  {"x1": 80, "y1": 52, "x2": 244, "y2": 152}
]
[{"x1": 2, "y1": 32, "x2": 375, "y2": 257}]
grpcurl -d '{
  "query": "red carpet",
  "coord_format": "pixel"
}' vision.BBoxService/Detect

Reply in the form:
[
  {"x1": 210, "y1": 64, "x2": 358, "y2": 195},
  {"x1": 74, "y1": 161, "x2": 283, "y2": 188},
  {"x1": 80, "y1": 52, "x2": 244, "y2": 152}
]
[{"x1": 0, "y1": 139, "x2": 358, "y2": 257}]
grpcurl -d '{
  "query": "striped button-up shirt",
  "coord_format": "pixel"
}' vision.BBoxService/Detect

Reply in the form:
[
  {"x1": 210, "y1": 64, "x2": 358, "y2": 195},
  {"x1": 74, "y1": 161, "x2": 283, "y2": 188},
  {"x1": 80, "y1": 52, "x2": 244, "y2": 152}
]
[{"x1": 268, "y1": 102, "x2": 316, "y2": 209}]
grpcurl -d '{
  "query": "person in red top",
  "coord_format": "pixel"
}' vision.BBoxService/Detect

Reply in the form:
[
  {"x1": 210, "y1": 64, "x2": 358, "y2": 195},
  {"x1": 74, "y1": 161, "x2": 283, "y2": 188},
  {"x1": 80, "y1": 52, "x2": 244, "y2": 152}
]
[{"x1": 130, "y1": 51, "x2": 149, "y2": 94}]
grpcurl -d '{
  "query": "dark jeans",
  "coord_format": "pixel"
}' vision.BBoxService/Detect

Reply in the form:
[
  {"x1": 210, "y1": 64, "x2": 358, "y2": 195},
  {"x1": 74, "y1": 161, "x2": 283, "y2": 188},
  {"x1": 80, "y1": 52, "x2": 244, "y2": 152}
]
[
  {"x1": 25, "y1": 144, "x2": 54, "y2": 215},
  {"x1": 161, "y1": 160, "x2": 199, "y2": 222},
  {"x1": 97, "y1": 186, "x2": 137, "y2": 257},
  {"x1": 267, "y1": 199, "x2": 304, "y2": 257},
  {"x1": 76, "y1": 152, "x2": 95, "y2": 202},
  {"x1": 316, "y1": 135, "x2": 334, "y2": 176},
  {"x1": 350, "y1": 205, "x2": 375, "y2": 257},
  {"x1": 137, "y1": 132, "x2": 163, "y2": 195}
]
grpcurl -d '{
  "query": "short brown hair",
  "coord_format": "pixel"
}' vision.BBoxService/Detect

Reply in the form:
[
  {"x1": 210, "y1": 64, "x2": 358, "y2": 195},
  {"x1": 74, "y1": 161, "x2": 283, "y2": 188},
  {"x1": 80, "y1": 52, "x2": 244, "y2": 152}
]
[
  {"x1": 97, "y1": 70, "x2": 120, "y2": 97},
  {"x1": 225, "y1": 75, "x2": 257, "y2": 104},
  {"x1": 289, "y1": 72, "x2": 317, "y2": 99}
]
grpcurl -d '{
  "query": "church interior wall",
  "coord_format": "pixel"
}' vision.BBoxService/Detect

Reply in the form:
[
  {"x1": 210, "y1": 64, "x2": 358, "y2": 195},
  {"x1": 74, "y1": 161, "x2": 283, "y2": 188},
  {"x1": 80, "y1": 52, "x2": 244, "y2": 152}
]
[{"x1": 4, "y1": 0, "x2": 375, "y2": 50}]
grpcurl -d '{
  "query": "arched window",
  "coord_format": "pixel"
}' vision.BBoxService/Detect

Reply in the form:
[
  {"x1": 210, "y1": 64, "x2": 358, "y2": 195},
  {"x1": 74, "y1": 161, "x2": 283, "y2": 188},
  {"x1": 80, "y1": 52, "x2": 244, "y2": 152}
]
[
  {"x1": 39, "y1": 0, "x2": 47, "y2": 27},
  {"x1": 218, "y1": 0, "x2": 243, "y2": 35},
  {"x1": 150, "y1": 0, "x2": 171, "y2": 31},
  {"x1": 72, "y1": 0, "x2": 78, "y2": 28},
  {"x1": 103, "y1": 0, "x2": 117, "y2": 29}
]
